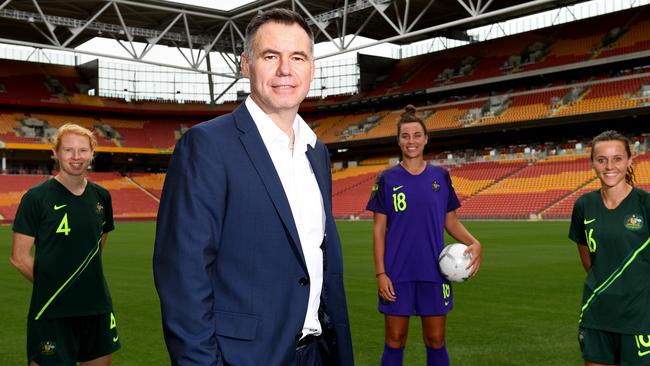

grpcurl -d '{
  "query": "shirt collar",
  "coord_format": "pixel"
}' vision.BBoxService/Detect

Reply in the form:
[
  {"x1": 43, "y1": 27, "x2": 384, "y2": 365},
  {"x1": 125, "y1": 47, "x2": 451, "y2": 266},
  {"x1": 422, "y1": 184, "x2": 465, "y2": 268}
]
[{"x1": 245, "y1": 97, "x2": 317, "y2": 149}]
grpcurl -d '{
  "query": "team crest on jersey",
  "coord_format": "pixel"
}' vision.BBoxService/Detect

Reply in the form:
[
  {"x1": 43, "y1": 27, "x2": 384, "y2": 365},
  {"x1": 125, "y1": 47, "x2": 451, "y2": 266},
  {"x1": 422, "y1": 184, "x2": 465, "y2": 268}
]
[
  {"x1": 431, "y1": 181, "x2": 440, "y2": 192},
  {"x1": 95, "y1": 202, "x2": 104, "y2": 214},
  {"x1": 40, "y1": 341, "x2": 56, "y2": 355},
  {"x1": 624, "y1": 214, "x2": 643, "y2": 231},
  {"x1": 372, "y1": 184, "x2": 378, "y2": 192}
]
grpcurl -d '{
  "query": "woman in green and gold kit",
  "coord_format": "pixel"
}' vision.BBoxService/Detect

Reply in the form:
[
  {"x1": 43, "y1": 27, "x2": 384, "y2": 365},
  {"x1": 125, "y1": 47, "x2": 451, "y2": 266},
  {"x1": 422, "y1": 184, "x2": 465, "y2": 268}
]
[
  {"x1": 11, "y1": 124, "x2": 119, "y2": 366},
  {"x1": 569, "y1": 130, "x2": 650, "y2": 366}
]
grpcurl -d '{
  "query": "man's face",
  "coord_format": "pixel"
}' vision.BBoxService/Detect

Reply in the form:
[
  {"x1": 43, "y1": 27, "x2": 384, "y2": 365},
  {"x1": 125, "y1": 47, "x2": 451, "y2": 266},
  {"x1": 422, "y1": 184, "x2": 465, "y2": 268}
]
[{"x1": 242, "y1": 22, "x2": 314, "y2": 119}]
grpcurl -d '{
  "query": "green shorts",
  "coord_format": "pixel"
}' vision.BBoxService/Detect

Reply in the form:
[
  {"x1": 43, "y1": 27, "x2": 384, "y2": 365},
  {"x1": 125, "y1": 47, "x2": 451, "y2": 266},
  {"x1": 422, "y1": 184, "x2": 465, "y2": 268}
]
[
  {"x1": 27, "y1": 312, "x2": 120, "y2": 365},
  {"x1": 579, "y1": 327, "x2": 650, "y2": 366}
]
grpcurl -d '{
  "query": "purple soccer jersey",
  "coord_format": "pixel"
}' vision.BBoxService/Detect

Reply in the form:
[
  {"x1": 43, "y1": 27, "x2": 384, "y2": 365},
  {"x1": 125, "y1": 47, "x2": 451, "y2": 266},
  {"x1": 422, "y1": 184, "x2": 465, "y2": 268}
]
[{"x1": 367, "y1": 164, "x2": 460, "y2": 283}]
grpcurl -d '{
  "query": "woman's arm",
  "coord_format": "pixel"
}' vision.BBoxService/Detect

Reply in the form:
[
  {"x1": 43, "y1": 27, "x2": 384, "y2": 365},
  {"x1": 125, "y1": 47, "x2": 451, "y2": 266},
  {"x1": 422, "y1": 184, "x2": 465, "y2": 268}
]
[
  {"x1": 10, "y1": 232, "x2": 36, "y2": 282},
  {"x1": 373, "y1": 212, "x2": 396, "y2": 302},
  {"x1": 577, "y1": 244, "x2": 591, "y2": 272},
  {"x1": 444, "y1": 210, "x2": 482, "y2": 276}
]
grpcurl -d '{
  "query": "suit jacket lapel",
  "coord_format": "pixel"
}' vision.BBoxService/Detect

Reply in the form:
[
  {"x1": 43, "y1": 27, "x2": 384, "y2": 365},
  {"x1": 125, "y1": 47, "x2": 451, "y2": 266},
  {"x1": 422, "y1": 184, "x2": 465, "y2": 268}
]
[
  {"x1": 233, "y1": 104, "x2": 308, "y2": 274},
  {"x1": 305, "y1": 144, "x2": 332, "y2": 217}
]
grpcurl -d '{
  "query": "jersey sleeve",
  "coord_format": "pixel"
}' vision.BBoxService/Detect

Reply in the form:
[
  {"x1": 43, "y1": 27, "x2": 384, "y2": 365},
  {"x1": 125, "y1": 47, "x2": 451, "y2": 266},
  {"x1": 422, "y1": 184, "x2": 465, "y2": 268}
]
[
  {"x1": 12, "y1": 189, "x2": 40, "y2": 237},
  {"x1": 568, "y1": 196, "x2": 586, "y2": 244},
  {"x1": 366, "y1": 171, "x2": 387, "y2": 214},
  {"x1": 445, "y1": 170, "x2": 461, "y2": 212},
  {"x1": 102, "y1": 189, "x2": 115, "y2": 234}
]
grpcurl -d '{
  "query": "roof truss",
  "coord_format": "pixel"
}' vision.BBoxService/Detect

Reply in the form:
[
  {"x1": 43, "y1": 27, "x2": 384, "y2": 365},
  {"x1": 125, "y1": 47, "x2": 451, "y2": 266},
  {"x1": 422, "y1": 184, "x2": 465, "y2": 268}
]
[{"x1": 0, "y1": 0, "x2": 575, "y2": 79}]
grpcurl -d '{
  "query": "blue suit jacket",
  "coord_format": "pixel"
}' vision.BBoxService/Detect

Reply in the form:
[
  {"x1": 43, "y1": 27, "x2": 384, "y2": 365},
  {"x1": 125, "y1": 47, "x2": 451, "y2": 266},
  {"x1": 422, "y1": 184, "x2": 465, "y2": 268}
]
[{"x1": 153, "y1": 104, "x2": 354, "y2": 365}]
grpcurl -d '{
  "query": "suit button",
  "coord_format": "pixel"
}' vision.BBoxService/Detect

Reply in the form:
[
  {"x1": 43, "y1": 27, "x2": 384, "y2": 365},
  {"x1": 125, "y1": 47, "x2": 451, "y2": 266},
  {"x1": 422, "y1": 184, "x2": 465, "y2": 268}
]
[{"x1": 299, "y1": 277, "x2": 309, "y2": 286}]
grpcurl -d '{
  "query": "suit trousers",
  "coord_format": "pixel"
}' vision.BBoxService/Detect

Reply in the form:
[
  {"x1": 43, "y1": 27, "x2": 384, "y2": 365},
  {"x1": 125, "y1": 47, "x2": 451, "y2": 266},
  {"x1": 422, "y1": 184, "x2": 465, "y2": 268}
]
[{"x1": 292, "y1": 335, "x2": 331, "y2": 366}]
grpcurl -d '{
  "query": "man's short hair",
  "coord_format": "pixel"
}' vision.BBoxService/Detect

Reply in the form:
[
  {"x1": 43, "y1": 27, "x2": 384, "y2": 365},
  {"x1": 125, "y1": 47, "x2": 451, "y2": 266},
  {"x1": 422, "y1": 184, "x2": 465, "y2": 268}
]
[{"x1": 243, "y1": 8, "x2": 314, "y2": 62}]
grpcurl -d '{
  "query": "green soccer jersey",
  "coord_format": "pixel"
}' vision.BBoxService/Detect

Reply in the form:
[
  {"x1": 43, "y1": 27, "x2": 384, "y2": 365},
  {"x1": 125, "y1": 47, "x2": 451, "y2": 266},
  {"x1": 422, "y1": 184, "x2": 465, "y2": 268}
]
[
  {"x1": 13, "y1": 178, "x2": 115, "y2": 320},
  {"x1": 569, "y1": 188, "x2": 650, "y2": 334}
]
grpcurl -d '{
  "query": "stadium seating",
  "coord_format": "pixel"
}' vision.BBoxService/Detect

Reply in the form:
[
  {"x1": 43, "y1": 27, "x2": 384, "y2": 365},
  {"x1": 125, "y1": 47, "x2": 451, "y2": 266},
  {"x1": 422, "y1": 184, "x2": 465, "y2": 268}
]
[
  {"x1": 87, "y1": 172, "x2": 160, "y2": 219},
  {"x1": 130, "y1": 173, "x2": 166, "y2": 197},
  {"x1": 629, "y1": 152, "x2": 650, "y2": 192},
  {"x1": 347, "y1": 110, "x2": 399, "y2": 141},
  {"x1": 457, "y1": 156, "x2": 593, "y2": 219},
  {"x1": 351, "y1": 6, "x2": 650, "y2": 102},
  {"x1": 2, "y1": 150, "x2": 648, "y2": 222},
  {"x1": 5, "y1": 6, "x2": 650, "y2": 223},
  {"x1": 3, "y1": 6, "x2": 650, "y2": 148},
  {"x1": 359, "y1": 156, "x2": 393, "y2": 166},
  {"x1": 332, "y1": 165, "x2": 387, "y2": 219},
  {"x1": 328, "y1": 155, "x2": 597, "y2": 220},
  {"x1": 541, "y1": 181, "x2": 599, "y2": 219},
  {"x1": 597, "y1": 10, "x2": 650, "y2": 59},
  {"x1": 0, "y1": 173, "x2": 160, "y2": 222},
  {"x1": 362, "y1": 55, "x2": 430, "y2": 97},
  {"x1": 325, "y1": 149, "x2": 650, "y2": 220},
  {"x1": 0, "y1": 60, "x2": 56, "y2": 102},
  {"x1": 448, "y1": 160, "x2": 528, "y2": 200},
  {"x1": 317, "y1": 71, "x2": 650, "y2": 144},
  {"x1": 319, "y1": 112, "x2": 375, "y2": 143},
  {"x1": 0, "y1": 174, "x2": 50, "y2": 221},
  {"x1": 0, "y1": 111, "x2": 195, "y2": 150}
]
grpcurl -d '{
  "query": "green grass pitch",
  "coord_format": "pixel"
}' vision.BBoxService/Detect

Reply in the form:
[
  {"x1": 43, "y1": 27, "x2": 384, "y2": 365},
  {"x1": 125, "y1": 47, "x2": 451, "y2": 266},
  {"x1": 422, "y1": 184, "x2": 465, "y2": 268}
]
[{"x1": 1, "y1": 221, "x2": 585, "y2": 365}]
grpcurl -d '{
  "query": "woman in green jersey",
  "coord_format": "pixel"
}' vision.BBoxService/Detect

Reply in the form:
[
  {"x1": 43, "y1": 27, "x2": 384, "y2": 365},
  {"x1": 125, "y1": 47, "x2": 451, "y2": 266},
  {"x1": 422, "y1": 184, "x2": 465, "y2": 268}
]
[
  {"x1": 569, "y1": 130, "x2": 650, "y2": 366},
  {"x1": 11, "y1": 124, "x2": 119, "y2": 366}
]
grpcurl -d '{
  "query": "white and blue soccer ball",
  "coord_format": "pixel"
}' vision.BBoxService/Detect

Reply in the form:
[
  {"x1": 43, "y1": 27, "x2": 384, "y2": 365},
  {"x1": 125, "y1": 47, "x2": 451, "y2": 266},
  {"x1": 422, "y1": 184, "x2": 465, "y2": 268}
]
[{"x1": 438, "y1": 243, "x2": 473, "y2": 282}]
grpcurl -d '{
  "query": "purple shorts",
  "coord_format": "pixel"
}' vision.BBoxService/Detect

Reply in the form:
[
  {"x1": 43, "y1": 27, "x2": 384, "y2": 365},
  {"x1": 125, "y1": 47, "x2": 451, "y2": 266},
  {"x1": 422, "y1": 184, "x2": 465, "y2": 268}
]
[{"x1": 379, "y1": 281, "x2": 453, "y2": 316}]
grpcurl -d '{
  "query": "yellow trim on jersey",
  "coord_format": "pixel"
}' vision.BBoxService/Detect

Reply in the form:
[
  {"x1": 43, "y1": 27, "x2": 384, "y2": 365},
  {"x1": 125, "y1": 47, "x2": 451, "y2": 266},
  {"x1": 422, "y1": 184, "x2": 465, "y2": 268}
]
[
  {"x1": 34, "y1": 238, "x2": 101, "y2": 320},
  {"x1": 579, "y1": 236, "x2": 650, "y2": 323}
]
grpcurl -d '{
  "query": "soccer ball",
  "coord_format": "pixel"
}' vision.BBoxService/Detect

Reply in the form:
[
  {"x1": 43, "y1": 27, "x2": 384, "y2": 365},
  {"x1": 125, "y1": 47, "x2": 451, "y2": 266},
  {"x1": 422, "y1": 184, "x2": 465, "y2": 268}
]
[{"x1": 438, "y1": 243, "x2": 473, "y2": 282}]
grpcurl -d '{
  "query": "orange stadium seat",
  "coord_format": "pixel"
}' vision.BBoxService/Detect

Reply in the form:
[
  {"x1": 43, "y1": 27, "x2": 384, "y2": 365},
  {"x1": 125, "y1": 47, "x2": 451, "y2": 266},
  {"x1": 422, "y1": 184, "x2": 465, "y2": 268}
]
[
  {"x1": 87, "y1": 173, "x2": 160, "y2": 219},
  {"x1": 332, "y1": 165, "x2": 388, "y2": 218},
  {"x1": 457, "y1": 156, "x2": 593, "y2": 219},
  {"x1": 130, "y1": 173, "x2": 166, "y2": 197},
  {"x1": 0, "y1": 175, "x2": 51, "y2": 220},
  {"x1": 448, "y1": 160, "x2": 528, "y2": 200}
]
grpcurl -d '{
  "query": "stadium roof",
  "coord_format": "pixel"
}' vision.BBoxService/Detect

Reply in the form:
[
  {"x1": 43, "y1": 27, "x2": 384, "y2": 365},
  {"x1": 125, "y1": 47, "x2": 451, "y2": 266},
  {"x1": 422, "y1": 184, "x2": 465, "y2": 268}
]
[{"x1": 0, "y1": 0, "x2": 586, "y2": 76}]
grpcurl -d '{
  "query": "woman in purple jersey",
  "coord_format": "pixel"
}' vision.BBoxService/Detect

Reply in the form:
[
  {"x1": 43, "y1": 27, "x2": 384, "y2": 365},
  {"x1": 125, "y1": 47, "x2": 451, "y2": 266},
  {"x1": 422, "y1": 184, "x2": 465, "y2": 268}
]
[{"x1": 367, "y1": 105, "x2": 482, "y2": 366}]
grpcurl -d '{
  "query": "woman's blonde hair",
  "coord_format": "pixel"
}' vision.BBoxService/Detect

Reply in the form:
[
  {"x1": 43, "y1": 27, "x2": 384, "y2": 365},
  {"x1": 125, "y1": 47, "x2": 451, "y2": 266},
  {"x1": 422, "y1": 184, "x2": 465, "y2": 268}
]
[{"x1": 52, "y1": 123, "x2": 97, "y2": 152}]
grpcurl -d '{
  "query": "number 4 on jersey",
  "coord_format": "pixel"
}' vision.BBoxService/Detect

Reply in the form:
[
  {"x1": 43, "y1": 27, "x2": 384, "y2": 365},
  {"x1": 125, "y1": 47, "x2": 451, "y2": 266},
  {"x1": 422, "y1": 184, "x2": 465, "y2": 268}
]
[{"x1": 56, "y1": 213, "x2": 71, "y2": 236}]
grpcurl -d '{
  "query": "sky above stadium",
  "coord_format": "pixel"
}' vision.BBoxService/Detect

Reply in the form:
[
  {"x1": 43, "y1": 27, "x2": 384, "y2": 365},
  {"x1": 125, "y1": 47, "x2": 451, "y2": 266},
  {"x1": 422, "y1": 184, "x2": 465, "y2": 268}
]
[{"x1": 162, "y1": 0, "x2": 256, "y2": 11}]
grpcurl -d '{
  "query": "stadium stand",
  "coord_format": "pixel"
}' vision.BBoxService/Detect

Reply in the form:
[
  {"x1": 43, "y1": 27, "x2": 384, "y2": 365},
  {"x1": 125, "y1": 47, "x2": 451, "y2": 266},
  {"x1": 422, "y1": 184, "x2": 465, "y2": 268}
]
[
  {"x1": 447, "y1": 160, "x2": 528, "y2": 200},
  {"x1": 319, "y1": 70, "x2": 650, "y2": 143},
  {"x1": 328, "y1": 154, "x2": 606, "y2": 220},
  {"x1": 0, "y1": 110, "x2": 195, "y2": 150},
  {"x1": 87, "y1": 172, "x2": 159, "y2": 219},
  {"x1": 0, "y1": 60, "x2": 59, "y2": 102},
  {"x1": 3, "y1": 5, "x2": 650, "y2": 148},
  {"x1": 0, "y1": 174, "x2": 49, "y2": 221},
  {"x1": 4, "y1": 5, "x2": 650, "y2": 222},
  {"x1": 332, "y1": 165, "x2": 388, "y2": 219},
  {"x1": 541, "y1": 180, "x2": 599, "y2": 219},
  {"x1": 457, "y1": 156, "x2": 593, "y2": 219},
  {"x1": 0, "y1": 172, "x2": 162, "y2": 223},
  {"x1": 356, "y1": 7, "x2": 650, "y2": 96},
  {"x1": 130, "y1": 173, "x2": 165, "y2": 197}
]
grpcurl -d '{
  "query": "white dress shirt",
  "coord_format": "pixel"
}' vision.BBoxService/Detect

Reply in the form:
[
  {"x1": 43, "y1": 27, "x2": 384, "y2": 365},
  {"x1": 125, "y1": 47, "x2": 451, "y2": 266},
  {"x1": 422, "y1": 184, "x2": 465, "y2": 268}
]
[{"x1": 245, "y1": 97, "x2": 325, "y2": 337}]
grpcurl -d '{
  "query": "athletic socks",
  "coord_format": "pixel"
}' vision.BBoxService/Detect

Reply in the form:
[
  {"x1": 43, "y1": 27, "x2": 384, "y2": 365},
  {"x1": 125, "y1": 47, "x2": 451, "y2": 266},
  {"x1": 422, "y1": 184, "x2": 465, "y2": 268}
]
[
  {"x1": 380, "y1": 343, "x2": 449, "y2": 365},
  {"x1": 426, "y1": 345, "x2": 450, "y2": 366},
  {"x1": 381, "y1": 343, "x2": 404, "y2": 366}
]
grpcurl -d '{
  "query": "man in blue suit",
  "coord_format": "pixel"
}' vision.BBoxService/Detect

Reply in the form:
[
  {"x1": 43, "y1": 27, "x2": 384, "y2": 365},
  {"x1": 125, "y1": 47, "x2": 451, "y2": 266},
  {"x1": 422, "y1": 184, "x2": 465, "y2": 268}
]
[{"x1": 153, "y1": 8, "x2": 354, "y2": 366}]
